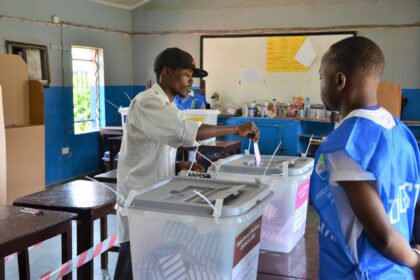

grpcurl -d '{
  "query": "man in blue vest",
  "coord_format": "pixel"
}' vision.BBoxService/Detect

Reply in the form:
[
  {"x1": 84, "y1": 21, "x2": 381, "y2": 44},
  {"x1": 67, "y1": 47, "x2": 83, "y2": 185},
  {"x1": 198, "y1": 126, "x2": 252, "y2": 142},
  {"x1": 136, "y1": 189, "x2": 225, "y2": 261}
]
[
  {"x1": 310, "y1": 36, "x2": 420, "y2": 279},
  {"x1": 173, "y1": 89, "x2": 207, "y2": 110}
]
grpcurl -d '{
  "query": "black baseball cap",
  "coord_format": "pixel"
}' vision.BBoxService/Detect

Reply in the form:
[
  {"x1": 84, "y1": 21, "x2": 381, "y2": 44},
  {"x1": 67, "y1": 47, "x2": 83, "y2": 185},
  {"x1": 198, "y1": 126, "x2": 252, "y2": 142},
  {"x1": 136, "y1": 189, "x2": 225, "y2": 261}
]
[{"x1": 154, "y1": 47, "x2": 208, "y2": 78}]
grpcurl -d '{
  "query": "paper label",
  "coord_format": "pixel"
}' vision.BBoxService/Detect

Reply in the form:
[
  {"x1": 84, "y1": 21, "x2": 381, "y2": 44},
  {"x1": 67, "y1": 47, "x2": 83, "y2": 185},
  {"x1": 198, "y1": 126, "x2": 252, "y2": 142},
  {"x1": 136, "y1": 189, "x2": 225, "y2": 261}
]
[
  {"x1": 293, "y1": 179, "x2": 310, "y2": 232},
  {"x1": 232, "y1": 217, "x2": 262, "y2": 280}
]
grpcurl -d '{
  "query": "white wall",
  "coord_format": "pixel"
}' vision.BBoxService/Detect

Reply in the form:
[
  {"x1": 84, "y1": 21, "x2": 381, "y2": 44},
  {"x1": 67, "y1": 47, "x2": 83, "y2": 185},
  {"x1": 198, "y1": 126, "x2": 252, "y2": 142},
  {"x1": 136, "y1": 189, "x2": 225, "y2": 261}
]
[
  {"x1": 132, "y1": 0, "x2": 419, "y2": 32},
  {"x1": 0, "y1": 0, "x2": 133, "y2": 86},
  {"x1": 202, "y1": 34, "x2": 351, "y2": 105},
  {"x1": 1, "y1": 0, "x2": 131, "y2": 31},
  {"x1": 131, "y1": 0, "x2": 420, "y2": 90},
  {"x1": 132, "y1": 34, "x2": 201, "y2": 85}
]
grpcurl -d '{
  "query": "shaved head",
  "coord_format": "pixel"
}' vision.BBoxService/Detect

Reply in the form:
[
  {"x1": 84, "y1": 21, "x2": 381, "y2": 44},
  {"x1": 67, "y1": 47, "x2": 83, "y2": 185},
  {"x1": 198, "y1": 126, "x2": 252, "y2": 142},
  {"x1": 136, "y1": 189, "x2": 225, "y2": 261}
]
[
  {"x1": 324, "y1": 36, "x2": 385, "y2": 78},
  {"x1": 319, "y1": 36, "x2": 384, "y2": 114}
]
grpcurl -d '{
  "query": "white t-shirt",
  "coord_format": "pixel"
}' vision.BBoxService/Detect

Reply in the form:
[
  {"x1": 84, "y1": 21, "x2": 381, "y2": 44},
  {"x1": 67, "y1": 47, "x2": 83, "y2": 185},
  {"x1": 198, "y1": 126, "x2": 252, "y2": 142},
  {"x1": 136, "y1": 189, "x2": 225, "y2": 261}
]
[{"x1": 326, "y1": 106, "x2": 396, "y2": 263}]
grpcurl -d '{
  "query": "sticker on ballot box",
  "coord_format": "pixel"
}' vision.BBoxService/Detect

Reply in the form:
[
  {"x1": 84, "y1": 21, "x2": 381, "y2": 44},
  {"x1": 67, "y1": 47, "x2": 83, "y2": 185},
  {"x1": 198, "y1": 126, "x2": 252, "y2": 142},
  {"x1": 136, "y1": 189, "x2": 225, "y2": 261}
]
[
  {"x1": 293, "y1": 178, "x2": 310, "y2": 232},
  {"x1": 232, "y1": 216, "x2": 262, "y2": 280}
]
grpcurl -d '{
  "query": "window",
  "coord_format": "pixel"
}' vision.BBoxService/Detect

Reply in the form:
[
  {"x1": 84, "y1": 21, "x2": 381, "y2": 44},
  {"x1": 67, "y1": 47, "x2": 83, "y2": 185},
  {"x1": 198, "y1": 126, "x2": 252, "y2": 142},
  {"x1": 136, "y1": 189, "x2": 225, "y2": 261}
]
[
  {"x1": 6, "y1": 41, "x2": 51, "y2": 85},
  {"x1": 71, "y1": 46, "x2": 104, "y2": 134}
]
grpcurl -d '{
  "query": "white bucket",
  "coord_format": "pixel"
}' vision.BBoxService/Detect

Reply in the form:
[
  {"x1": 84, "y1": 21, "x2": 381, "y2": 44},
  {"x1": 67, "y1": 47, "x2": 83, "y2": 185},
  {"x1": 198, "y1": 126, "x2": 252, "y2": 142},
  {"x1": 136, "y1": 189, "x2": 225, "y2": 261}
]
[{"x1": 181, "y1": 109, "x2": 220, "y2": 144}]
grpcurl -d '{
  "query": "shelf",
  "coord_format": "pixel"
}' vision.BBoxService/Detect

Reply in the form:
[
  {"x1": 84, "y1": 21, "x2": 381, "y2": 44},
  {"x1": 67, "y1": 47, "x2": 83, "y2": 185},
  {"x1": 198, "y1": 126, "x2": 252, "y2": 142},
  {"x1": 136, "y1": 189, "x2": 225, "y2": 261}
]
[
  {"x1": 220, "y1": 116, "x2": 331, "y2": 122},
  {"x1": 404, "y1": 120, "x2": 420, "y2": 126},
  {"x1": 299, "y1": 134, "x2": 326, "y2": 139},
  {"x1": 297, "y1": 117, "x2": 330, "y2": 122}
]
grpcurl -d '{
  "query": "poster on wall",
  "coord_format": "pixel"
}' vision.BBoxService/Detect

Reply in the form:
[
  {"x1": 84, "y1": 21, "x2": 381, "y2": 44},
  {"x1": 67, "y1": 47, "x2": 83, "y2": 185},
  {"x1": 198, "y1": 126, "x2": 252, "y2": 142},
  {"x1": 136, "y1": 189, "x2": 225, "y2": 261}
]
[{"x1": 266, "y1": 36, "x2": 309, "y2": 72}]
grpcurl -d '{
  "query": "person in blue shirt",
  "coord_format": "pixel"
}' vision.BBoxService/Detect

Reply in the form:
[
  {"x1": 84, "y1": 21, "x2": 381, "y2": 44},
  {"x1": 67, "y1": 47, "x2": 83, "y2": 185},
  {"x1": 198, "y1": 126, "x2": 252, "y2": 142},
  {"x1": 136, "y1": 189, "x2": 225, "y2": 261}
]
[
  {"x1": 173, "y1": 89, "x2": 207, "y2": 110},
  {"x1": 310, "y1": 36, "x2": 420, "y2": 279}
]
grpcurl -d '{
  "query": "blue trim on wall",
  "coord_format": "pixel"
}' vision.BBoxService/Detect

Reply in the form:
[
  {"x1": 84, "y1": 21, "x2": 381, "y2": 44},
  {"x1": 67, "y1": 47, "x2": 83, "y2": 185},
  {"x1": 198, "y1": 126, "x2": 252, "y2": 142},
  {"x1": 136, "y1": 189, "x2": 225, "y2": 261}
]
[
  {"x1": 44, "y1": 85, "x2": 146, "y2": 186},
  {"x1": 402, "y1": 89, "x2": 420, "y2": 121},
  {"x1": 43, "y1": 85, "x2": 419, "y2": 186},
  {"x1": 44, "y1": 86, "x2": 100, "y2": 186},
  {"x1": 103, "y1": 85, "x2": 146, "y2": 126}
]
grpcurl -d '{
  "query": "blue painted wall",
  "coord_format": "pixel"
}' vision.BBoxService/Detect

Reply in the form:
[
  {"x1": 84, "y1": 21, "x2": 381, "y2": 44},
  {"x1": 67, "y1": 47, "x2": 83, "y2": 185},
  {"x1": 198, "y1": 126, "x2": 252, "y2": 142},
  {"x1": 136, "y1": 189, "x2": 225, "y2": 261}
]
[
  {"x1": 103, "y1": 85, "x2": 146, "y2": 126},
  {"x1": 223, "y1": 117, "x2": 303, "y2": 156},
  {"x1": 44, "y1": 86, "x2": 98, "y2": 185},
  {"x1": 44, "y1": 85, "x2": 145, "y2": 186},
  {"x1": 43, "y1": 85, "x2": 420, "y2": 185}
]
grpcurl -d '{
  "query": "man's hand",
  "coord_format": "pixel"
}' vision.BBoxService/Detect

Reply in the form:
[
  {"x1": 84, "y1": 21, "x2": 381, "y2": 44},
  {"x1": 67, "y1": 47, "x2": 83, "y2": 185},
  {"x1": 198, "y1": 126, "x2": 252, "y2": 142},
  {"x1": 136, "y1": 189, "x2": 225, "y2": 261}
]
[
  {"x1": 236, "y1": 122, "x2": 260, "y2": 142},
  {"x1": 178, "y1": 161, "x2": 205, "y2": 172},
  {"x1": 340, "y1": 180, "x2": 420, "y2": 272}
]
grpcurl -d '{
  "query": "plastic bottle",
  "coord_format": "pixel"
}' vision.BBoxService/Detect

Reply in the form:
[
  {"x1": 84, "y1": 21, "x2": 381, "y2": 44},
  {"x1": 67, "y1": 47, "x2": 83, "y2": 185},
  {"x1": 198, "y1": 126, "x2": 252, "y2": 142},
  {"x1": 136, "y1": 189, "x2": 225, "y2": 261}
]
[
  {"x1": 289, "y1": 97, "x2": 297, "y2": 117},
  {"x1": 249, "y1": 101, "x2": 256, "y2": 117},
  {"x1": 258, "y1": 104, "x2": 265, "y2": 118},
  {"x1": 304, "y1": 97, "x2": 311, "y2": 118},
  {"x1": 296, "y1": 96, "x2": 304, "y2": 110},
  {"x1": 242, "y1": 102, "x2": 248, "y2": 117},
  {"x1": 263, "y1": 101, "x2": 269, "y2": 118},
  {"x1": 272, "y1": 99, "x2": 277, "y2": 117},
  {"x1": 285, "y1": 102, "x2": 290, "y2": 117},
  {"x1": 275, "y1": 100, "x2": 281, "y2": 117}
]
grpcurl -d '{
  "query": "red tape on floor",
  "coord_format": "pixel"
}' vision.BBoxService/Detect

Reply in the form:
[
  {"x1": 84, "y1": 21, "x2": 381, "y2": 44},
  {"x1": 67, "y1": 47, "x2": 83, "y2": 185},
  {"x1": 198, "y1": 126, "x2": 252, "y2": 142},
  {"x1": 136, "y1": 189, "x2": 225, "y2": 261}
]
[{"x1": 40, "y1": 233, "x2": 118, "y2": 280}]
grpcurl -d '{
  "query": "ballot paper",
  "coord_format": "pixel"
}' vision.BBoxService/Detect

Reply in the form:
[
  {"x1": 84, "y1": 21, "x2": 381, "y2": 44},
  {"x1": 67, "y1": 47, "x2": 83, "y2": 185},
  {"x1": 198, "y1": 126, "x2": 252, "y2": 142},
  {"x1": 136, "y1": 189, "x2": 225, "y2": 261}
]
[{"x1": 254, "y1": 142, "x2": 261, "y2": 166}]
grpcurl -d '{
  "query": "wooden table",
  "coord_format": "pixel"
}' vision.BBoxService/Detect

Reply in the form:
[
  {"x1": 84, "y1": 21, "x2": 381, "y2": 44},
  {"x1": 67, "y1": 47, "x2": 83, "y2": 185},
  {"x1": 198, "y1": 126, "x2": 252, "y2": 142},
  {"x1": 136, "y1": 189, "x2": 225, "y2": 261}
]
[
  {"x1": 0, "y1": 205, "x2": 75, "y2": 280},
  {"x1": 94, "y1": 169, "x2": 117, "y2": 184},
  {"x1": 108, "y1": 136, "x2": 122, "y2": 170},
  {"x1": 257, "y1": 225, "x2": 318, "y2": 279},
  {"x1": 99, "y1": 126, "x2": 123, "y2": 171},
  {"x1": 13, "y1": 180, "x2": 117, "y2": 280},
  {"x1": 178, "y1": 140, "x2": 242, "y2": 162},
  {"x1": 106, "y1": 137, "x2": 242, "y2": 171}
]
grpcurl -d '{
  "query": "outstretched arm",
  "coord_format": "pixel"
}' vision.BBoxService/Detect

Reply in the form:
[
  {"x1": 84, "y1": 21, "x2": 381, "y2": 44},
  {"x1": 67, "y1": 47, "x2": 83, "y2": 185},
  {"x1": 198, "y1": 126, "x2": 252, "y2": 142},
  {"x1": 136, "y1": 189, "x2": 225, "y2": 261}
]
[{"x1": 196, "y1": 122, "x2": 259, "y2": 142}]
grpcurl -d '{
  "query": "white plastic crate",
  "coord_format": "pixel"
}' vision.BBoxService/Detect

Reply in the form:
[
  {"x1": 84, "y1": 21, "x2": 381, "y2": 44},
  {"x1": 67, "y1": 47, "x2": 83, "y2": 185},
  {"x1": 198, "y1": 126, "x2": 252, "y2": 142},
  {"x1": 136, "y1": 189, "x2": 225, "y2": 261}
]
[
  {"x1": 208, "y1": 155, "x2": 314, "y2": 253},
  {"x1": 127, "y1": 177, "x2": 272, "y2": 280},
  {"x1": 181, "y1": 109, "x2": 220, "y2": 144}
]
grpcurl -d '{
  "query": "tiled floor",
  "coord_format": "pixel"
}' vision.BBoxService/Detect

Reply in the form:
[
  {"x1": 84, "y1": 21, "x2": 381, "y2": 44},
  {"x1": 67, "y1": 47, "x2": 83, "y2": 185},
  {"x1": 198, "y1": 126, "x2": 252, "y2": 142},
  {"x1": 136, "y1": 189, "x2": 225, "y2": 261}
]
[
  {"x1": 4, "y1": 215, "x2": 119, "y2": 280},
  {"x1": 4, "y1": 207, "x2": 319, "y2": 280}
]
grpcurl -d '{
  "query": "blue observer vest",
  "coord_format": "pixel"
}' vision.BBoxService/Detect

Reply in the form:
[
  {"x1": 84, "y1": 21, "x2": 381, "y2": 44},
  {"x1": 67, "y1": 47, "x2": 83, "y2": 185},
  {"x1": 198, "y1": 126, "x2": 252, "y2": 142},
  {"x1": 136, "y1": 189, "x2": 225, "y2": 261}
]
[
  {"x1": 174, "y1": 93, "x2": 206, "y2": 110},
  {"x1": 310, "y1": 116, "x2": 420, "y2": 279}
]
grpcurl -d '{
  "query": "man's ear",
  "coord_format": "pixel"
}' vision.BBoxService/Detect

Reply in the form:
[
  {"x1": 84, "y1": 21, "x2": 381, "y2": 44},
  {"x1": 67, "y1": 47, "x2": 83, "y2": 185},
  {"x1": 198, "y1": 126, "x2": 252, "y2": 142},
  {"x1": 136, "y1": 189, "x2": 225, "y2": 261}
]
[
  {"x1": 336, "y1": 72, "x2": 346, "y2": 91},
  {"x1": 161, "y1": 67, "x2": 172, "y2": 78}
]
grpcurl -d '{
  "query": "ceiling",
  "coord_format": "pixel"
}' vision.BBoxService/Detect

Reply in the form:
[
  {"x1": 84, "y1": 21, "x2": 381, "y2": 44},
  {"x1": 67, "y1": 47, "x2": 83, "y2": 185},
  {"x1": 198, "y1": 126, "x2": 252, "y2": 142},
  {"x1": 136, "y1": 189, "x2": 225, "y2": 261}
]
[
  {"x1": 89, "y1": 0, "x2": 150, "y2": 10},
  {"x1": 89, "y1": 0, "x2": 381, "y2": 11}
]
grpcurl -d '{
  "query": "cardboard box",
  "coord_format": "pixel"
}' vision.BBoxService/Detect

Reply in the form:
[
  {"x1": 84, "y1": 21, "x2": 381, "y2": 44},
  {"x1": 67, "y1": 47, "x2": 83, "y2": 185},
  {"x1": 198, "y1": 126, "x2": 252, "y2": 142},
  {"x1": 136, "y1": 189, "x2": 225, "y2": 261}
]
[
  {"x1": 377, "y1": 82, "x2": 402, "y2": 118},
  {"x1": 0, "y1": 55, "x2": 45, "y2": 205}
]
